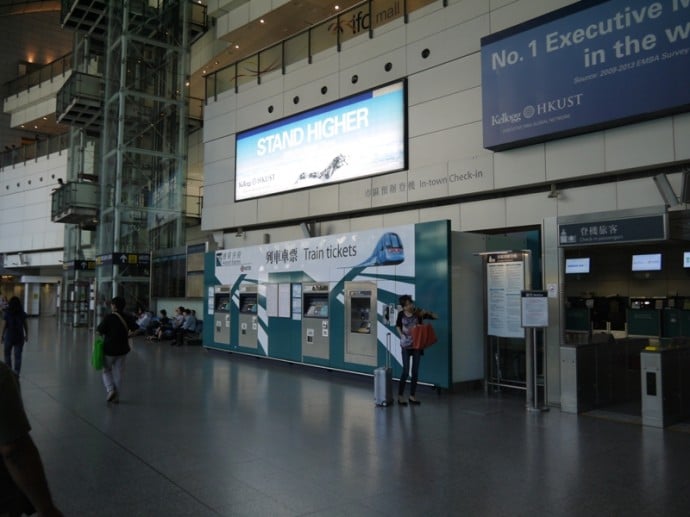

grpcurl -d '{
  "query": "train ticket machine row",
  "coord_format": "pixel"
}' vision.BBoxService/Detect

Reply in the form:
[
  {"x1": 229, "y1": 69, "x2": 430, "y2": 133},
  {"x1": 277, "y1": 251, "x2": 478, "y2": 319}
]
[
  {"x1": 213, "y1": 285, "x2": 231, "y2": 346},
  {"x1": 344, "y1": 281, "x2": 378, "y2": 367},
  {"x1": 238, "y1": 283, "x2": 258, "y2": 349},
  {"x1": 302, "y1": 283, "x2": 330, "y2": 360}
]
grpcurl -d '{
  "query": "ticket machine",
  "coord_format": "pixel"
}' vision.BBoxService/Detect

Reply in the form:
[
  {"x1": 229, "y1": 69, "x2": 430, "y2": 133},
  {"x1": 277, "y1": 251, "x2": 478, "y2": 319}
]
[
  {"x1": 213, "y1": 285, "x2": 231, "y2": 345},
  {"x1": 302, "y1": 283, "x2": 330, "y2": 360},
  {"x1": 238, "y1": 283, "x2": 258, "y2": 349},
  {"x1": 344, "y1": 281, "x2": 377, "y2": 366}
]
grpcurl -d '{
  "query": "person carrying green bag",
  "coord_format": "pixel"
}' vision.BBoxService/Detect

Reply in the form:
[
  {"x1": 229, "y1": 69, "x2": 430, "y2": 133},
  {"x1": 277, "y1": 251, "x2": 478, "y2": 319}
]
[
  {"x1": 91, "y1": 336, "x2": 104, "y2": 370},
  {"x1": 96, "y1": 297, "x2": 137, "y2": 405}
]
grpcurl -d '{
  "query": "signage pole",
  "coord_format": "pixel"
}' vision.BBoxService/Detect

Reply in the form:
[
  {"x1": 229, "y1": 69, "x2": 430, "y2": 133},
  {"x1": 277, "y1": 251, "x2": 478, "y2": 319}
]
[
  {"x1": 532, "y1": 327, "x2": 539, "y2": 411},
  {"x1": 521, "y1": 289, "x2": 549, "y2": 412},
  {"x1": 525, "y1": 326, "x2": 533, "y2": 409}
]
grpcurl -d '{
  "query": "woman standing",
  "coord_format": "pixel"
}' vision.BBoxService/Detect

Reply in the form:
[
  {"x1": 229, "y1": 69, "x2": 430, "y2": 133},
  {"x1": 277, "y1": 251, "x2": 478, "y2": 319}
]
[
  {"x1": 96, "y1": 297, "x2": 136, "y2": 404},
  {"x1": 2, "y1": 297, "x2": 28, "y2": 376},
  {"x1": 395, "y1": 294, "x2": 437, "y2": 406}
]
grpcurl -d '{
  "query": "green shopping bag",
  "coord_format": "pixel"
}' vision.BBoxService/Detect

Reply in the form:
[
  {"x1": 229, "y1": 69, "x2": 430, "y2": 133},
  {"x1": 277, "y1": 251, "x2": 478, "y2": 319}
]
[{"x1": 91, "y1": 336, "x2": 104, "y2": 370}]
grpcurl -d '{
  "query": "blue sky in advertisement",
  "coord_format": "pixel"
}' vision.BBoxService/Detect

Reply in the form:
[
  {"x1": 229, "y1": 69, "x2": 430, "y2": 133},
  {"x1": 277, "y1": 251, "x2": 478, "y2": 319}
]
[
  {"x1": 235, "y1": 81, "x2": 406, "y2": 201},
  {"x1": 481, "y1": 0, "x2": 690, "y2": 150}
]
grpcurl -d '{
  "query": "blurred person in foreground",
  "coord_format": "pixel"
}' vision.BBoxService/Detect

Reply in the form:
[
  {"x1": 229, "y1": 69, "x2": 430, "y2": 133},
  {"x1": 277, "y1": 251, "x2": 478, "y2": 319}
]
[{"x1": 0, "y1": 362, "x2": 63, "y2": 516}]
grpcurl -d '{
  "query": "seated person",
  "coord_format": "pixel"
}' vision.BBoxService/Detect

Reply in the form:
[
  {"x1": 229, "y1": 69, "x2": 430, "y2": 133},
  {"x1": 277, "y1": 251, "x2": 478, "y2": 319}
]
[
  {"x1": 147, "y1": 309, "x2": 172, "y2": 341},
  {"x1": 173, "y1": 309, "x2": 197, "y2": 346},
  {"x1": 130, "y1": 308, "x2": 153, "y2": 336},
  {"x1": 172, "y1": 306, "x2": 185, "y2": 329}
]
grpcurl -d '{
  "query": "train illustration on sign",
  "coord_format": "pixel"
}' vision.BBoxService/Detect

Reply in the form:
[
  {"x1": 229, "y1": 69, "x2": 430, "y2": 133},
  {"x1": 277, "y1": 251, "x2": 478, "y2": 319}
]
[{"x1": 357, "y1": 232, "x2": 405, "y2": 267}]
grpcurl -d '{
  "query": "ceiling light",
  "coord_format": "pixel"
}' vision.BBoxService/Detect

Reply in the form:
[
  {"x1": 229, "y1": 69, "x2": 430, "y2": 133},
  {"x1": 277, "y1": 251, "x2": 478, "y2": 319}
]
[
  {"x1": 335, "y1": 5, "x2": 340, "y2": 10},
  {"x1": 260, "y1": 19, "x2": 265, "y2": 24},
  {"x1": 235, "y1": 44, "x2": 239, "y2": 49}
]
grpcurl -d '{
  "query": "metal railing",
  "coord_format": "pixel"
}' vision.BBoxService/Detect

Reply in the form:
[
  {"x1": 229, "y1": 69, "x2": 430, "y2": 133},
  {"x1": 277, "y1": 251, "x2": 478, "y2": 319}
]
[
  {"x1": 205, "y1": 0, "x2": 438, "y2": 102},
  {"x1": 2, "y1": 53, "x2": 73, "y2": 99},
  {"x1": 0, "y1": 134, "x2": 70, "y2": 170}
]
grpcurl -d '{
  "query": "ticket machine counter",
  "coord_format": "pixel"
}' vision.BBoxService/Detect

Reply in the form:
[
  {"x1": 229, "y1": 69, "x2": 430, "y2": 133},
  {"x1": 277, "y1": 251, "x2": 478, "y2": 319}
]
[
  {"x1": 302, "y1": 283, "x2": 330, "y2": 360},
  {"x1": 238, "y1": 284, "x2": 258, "y2": 349},
  {"x1": 344, "y1": 281, "x2": 377, "y2": 367},
  {"x1": 213, "y1": 286, "x2": 231, "y2": 346}
]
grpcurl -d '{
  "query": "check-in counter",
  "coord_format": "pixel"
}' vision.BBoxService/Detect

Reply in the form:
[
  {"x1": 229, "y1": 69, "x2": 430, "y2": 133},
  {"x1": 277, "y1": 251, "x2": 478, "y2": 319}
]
[
  {"x1": 640, "y1": 342, "x2": 690, "y2": 428},
  {"x1": 561, "y1": 335, "x2": 649, "y2": 414}
]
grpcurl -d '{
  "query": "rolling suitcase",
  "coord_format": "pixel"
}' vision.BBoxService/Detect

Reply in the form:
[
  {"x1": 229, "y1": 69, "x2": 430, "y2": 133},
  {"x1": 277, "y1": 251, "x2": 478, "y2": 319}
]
[{"x1": 374, "y1": 333, "x2": 393, "y2": 406}]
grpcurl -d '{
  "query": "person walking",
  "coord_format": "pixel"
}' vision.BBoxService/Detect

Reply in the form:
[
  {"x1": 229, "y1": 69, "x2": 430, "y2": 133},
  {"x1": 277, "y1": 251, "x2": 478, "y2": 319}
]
[
  {"x1": 2, "y1": 297, "x2": 28, "y2": 377},
  {"x1": 395, "y1": 294, "x2": 437, "y2": 406},
  {"x1": 96, "y1": 297, "x2": 137, "y2": 404}
]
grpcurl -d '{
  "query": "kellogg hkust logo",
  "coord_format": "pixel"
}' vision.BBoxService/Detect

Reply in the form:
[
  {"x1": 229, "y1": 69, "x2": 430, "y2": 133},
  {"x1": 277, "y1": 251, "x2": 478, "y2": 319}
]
[
  {"x1": 491, "y1": 111, "x2": 522, "y2": 126},
  {"x1": 523, "y1": 93, "x2": 584, "y2": 119},
  {"x1": 491, "y1": 93, "x2": 585, "y2": 127}
]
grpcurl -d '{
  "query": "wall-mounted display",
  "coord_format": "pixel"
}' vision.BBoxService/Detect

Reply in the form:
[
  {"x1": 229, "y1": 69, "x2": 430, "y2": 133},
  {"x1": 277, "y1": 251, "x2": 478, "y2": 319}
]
[
  {"x1": 235, "y1": 80, "x2": 407, "y2": 200},
  {"x1": 565, "y1": 257, "x2": 590, "y2": 274},
  {"x1": 632, "y1": 253, "x2": 662, "y2": 271}
]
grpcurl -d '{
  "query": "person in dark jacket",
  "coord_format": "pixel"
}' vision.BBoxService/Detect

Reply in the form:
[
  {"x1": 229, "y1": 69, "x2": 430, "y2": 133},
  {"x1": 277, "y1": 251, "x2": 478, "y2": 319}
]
[
  {"x1": 2, "y1": 297, "x2": 28, "y2": 377},
  {"x1": 96, "y1": 297, "x2": 137, "y2": 404}
]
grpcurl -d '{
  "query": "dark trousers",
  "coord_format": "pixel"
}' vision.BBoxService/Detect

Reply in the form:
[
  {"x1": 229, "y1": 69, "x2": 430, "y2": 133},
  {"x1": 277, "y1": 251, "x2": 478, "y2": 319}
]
[
  {"x1": 174, "y1": 328, "x2": 192, "y2": 345},
  {"x1": 4, "y1": 341, "x2": 24, "y2": 375},
  {"x1": 398, "y1": 347, "x2": 421, "y2": 397}
]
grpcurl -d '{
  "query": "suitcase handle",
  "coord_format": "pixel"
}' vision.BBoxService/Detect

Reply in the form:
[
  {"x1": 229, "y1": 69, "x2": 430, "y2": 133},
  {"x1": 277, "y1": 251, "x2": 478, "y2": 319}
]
[{"x1": 386, "y1": 332, "x2": 391, "y2": 369}]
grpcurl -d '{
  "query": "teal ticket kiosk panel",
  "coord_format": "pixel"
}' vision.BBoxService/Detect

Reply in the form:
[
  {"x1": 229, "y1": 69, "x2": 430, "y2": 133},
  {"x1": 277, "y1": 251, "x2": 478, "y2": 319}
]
[
  {"x1": 213, "y1": 285, "x2": 231, "y2": 345},
  {"x1": 344, "y1": 281, "x2": 377, "y2": 367},
  {"x1": 238, "y1": 283, "x2": 258, "y2": 349},
  {"x1": 302, "y1": 283, "x2": 329, "y2": 361}
]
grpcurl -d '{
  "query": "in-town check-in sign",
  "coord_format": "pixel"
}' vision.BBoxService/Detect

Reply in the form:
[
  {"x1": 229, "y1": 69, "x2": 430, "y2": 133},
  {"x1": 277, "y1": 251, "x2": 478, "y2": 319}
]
[{"x1": 481, "y1": 0, "x2": 690, "y2": 151}]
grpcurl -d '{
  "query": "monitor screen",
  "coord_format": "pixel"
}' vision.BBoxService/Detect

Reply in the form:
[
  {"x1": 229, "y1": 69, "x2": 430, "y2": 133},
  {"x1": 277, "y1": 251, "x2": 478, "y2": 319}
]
[
  {"x1": 631, "y1": 253, "x2": 662, "y2": 272},
  {"x1": 235, "y1": 80, "x2": 407, "y2": 201},
  {"x1": 565, "y1": 257, "x2": 590, "y2": 274},
  {"x1": 684, "y1": 251, "x2": 690, "y2": 268}
]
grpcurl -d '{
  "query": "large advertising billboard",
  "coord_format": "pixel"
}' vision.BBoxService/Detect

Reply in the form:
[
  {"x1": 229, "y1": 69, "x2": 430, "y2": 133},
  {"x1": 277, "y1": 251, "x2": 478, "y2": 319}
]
[
  {"x1": 235, "y1": 81, "x2": 407, "y2": 201},
  {"x1": 481, "y1": 0, "x2": 690, "y2": 151}
]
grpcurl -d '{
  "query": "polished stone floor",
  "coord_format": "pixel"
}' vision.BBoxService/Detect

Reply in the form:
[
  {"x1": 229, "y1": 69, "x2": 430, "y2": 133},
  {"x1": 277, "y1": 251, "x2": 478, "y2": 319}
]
[{"x1": 9, "y1": 317, "x2": 690, "y2": 516}]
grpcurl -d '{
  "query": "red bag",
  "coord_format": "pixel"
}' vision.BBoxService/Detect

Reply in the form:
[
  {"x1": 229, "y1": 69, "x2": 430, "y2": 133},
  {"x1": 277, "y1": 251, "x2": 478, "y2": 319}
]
[{"x1": 411, "y1": 323, "x2": 437, "y2": 350}]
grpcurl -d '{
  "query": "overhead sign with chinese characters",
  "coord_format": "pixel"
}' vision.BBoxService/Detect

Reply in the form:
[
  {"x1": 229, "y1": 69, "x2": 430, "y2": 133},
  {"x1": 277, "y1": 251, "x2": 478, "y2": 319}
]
[
  {"x1": 481, "y1": 0, "x2": 690, "y2": 150},
  {"x1": 558, "y1": 214, "x2": 666, "y2": 246},
  {"x1": 214, "y1": 225, "x2": 415, "y2": 283}
]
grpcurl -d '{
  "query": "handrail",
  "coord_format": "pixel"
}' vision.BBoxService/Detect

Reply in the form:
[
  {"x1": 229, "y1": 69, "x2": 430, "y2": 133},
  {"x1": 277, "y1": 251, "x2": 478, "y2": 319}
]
[
  {"x1": 204, "y1": 0, "x2": 438, "y2": 102},
  {"x1": 0, "y1": 134, "x2": 70, "y2": 171},
  {"x1": 2, "y1": 53, "x2": 73, "y2": 99}
]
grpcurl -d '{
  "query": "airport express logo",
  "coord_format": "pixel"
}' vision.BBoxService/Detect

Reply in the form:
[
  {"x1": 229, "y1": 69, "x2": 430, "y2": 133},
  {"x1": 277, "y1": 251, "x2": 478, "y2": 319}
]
[{"x1": 491, "y1": 93, "x2": 584, "y2": 126}]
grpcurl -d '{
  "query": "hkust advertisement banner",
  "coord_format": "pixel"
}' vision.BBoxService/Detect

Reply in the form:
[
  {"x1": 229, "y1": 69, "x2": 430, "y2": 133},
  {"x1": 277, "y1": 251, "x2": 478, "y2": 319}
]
[
  {"x1": 481, "y1": 0, "x2": 690, "y2": 150},
  {"x1": 235, "y1": 81, "x2": 407, "y2": 201}
]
